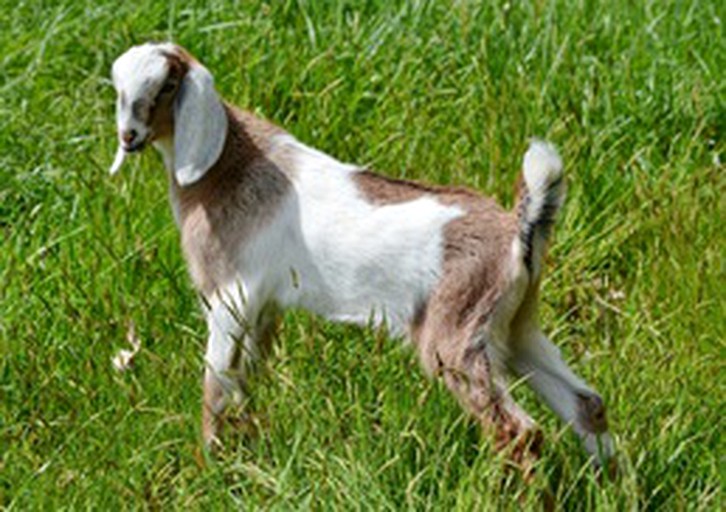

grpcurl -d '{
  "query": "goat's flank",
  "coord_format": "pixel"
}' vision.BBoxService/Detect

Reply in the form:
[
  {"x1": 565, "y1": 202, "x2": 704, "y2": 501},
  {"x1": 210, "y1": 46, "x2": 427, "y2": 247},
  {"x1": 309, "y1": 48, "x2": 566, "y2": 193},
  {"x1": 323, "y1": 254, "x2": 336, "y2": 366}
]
[{"x1": 109, "y1": 42, "x2": 614, "y2": 467}]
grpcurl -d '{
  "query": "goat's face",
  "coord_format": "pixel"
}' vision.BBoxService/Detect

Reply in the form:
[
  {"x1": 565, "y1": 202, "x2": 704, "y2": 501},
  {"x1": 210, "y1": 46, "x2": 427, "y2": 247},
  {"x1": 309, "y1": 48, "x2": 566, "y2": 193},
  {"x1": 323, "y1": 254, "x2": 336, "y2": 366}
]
[
  {"x1": 109, "y1": 43, "x2": 228, "y2": 186},
  {"x1": 111, "y1": 43, "x2": 184, "y2": 152}
]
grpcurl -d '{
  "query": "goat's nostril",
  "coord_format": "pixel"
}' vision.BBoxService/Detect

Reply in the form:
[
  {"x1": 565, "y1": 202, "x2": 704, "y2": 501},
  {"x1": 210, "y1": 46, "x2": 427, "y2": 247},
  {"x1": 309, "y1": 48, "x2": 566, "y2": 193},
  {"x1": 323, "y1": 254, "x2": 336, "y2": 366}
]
[{"x1": 121, "y1": 129, "x2": 137, "y2": 145}]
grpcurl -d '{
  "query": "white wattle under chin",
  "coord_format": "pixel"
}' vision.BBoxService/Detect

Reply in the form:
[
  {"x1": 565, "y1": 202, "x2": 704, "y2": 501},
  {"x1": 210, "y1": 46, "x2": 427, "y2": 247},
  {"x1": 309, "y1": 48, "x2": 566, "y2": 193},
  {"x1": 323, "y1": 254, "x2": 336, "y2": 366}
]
[{"x1": 109, "y1": 145, "x2": 127, "y2": 175}]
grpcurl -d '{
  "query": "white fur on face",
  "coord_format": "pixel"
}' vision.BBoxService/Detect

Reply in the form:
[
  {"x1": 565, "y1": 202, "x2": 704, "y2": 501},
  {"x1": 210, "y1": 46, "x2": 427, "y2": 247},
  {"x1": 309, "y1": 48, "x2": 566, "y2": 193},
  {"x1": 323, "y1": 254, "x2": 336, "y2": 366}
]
[{"x1": 111, "y1": 43, "x2": 176, "y2": 146}]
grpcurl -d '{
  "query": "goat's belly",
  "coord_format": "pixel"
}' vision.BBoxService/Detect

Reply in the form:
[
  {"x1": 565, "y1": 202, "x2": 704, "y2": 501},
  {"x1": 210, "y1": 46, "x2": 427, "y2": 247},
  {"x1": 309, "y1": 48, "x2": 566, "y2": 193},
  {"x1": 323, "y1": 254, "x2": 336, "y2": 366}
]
[
  {"x1": 287, "y1": 201, "x2": 463, "y2": 334},
  {"x1": 298, "y1": 262, "x2": 438, "y2": 335},
  {"x1": 286, "y1": 215, "x2": 457, "y2": 334}
]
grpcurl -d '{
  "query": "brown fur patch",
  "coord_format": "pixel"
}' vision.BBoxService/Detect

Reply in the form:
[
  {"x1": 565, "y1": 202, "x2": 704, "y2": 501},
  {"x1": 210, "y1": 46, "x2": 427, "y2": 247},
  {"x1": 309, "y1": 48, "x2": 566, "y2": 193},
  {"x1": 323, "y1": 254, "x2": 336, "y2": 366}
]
[
  {"x1": 172, "y1": 105, "x2": 291, "y2": 296},
  {"x1": 148, "y1": 48, "x2": 192, "y2": 142},
  {"x1": 577, "y1": 392, "x2": 609, "y2": 434}
]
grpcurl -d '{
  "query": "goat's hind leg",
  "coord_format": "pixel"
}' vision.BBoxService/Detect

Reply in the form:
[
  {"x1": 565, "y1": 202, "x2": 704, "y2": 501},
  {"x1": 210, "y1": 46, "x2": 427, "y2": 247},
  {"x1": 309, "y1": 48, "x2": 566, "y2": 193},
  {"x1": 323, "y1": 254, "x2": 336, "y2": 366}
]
[
  {"x1": 510, "y1": 330, "x2": 614, "y2": 463},
  {"x1": 459, "y1": 343, "x2": 544, "y2": 467},
  {"x1": 418, "y1": 327, "x2": 542, "y2": 469}
]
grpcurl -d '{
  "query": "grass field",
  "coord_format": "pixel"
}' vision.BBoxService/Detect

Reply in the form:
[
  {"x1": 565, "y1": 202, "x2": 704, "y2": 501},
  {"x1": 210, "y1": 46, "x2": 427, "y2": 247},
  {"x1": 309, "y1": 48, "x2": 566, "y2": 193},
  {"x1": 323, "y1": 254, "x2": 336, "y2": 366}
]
[{"x1": 1, "y1": 0, "x2": 723, "y2": 509}]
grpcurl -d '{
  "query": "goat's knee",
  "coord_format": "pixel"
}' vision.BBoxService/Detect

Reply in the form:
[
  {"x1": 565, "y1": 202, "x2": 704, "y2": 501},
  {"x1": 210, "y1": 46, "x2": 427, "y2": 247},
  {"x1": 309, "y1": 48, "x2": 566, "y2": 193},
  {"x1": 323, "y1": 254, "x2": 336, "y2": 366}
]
[
  {"x1": 577, "y1": 391, "x2": 608, "y2": 434},
  {"x1": 575, "y1": 391, "x2": 614, "y2": 462},
  {"x1": 202, "y1": 368, "x2": 227, "y2": 448}
]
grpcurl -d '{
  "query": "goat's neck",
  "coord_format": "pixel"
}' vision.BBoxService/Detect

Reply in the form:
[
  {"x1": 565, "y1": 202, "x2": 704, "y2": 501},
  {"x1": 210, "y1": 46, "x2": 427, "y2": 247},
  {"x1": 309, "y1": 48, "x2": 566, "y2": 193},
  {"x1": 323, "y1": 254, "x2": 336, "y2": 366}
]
[
  {"x1": 150, "y1": 136, "x2": 180, "y2": 225},
  {"x1": 152, "y1": 137, "x2": 175, "y2": 172}
]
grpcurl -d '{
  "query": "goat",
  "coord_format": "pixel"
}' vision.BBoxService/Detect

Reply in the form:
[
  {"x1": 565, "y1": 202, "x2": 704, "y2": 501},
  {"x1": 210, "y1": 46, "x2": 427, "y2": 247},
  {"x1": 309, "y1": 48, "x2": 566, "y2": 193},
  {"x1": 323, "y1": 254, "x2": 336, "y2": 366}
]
[{"x1": 109, "y1": 42, "x2": 613, "y2": 467}]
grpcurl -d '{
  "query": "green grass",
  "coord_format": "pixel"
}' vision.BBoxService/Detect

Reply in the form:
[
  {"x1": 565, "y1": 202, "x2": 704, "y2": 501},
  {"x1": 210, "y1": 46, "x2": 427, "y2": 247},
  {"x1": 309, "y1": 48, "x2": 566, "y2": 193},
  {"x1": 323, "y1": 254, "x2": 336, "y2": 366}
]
[{"x1": 1, "y1": 0, "x2": 723, "y2": 509}]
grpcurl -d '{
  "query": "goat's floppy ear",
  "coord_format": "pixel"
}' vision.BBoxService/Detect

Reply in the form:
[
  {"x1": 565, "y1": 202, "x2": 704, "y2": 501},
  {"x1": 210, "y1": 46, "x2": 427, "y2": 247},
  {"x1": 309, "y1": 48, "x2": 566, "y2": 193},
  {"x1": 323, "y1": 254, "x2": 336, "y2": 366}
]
[{"x1": 173, "y1": 62, "x2": 228, "y2": 186}]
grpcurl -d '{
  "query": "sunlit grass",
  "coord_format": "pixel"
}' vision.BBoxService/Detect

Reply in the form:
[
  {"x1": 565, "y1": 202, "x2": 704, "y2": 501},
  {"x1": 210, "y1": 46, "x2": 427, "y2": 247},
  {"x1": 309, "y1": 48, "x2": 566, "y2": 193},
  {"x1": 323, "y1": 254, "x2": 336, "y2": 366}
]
[{"x1": 1, "y1": 0, "x2": 722, "y2": 509}]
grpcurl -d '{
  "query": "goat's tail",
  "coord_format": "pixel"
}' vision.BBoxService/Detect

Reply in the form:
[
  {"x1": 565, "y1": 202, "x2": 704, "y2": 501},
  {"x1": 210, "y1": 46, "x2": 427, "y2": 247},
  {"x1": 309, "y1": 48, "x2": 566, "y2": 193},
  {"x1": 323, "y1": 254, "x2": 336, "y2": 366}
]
[{"x1": 513, "y1": 140, "x2": 565, "y2": 280}]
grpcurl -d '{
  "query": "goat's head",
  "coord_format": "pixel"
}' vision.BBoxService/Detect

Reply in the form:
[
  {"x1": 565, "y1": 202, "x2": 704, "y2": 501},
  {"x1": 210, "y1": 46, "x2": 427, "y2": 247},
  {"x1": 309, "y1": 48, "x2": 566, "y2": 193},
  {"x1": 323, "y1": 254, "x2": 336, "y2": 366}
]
[{"x1": 109, "y1": 43, "x2": 228, "y2": 186}]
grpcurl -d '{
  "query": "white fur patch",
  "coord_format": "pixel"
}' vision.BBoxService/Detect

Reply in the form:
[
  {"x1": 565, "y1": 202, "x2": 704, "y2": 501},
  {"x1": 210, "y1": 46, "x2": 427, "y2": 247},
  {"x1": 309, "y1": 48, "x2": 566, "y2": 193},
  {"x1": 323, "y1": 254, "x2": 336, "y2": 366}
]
[
  {"x1": 522, "y1": 140, "x2": 562, "y2": 197},
  {"x1": 225, "y1": 136, "x2": 463, "y2": 335}
]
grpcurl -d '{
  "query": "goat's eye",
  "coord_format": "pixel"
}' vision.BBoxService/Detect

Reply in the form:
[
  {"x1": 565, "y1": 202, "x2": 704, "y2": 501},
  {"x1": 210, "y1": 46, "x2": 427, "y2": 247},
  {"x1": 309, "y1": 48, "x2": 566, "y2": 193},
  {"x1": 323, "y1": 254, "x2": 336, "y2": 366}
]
[{"x1": 159, "y1": 82, "x2": 176, "y2": 95}]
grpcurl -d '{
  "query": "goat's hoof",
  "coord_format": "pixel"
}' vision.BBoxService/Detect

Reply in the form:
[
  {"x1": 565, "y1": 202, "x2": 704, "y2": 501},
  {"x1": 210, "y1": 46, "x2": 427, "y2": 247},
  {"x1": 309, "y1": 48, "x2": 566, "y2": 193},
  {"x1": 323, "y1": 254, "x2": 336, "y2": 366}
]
[
  {"x1": 497, "y1": 428, "x2": 543, "y2": 480},
  {"x1": 203, "y1": 434, "x2": 224, "y2": 454}
]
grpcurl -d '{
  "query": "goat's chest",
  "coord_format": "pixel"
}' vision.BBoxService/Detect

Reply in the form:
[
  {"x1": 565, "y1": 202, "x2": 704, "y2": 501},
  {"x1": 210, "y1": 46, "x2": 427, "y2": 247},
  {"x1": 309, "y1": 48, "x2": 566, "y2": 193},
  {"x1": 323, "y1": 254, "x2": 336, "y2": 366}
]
[{"x1": 178, "y1": 202, "x2": 259, "y2": 297}]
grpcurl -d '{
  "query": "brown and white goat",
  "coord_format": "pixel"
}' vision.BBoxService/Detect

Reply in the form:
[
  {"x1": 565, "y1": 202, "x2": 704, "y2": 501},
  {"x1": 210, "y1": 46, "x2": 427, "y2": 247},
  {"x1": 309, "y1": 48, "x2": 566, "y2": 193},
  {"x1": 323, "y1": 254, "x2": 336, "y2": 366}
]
[{"x1": 109, "y1": 43, "x2": 613, "y2": 466}]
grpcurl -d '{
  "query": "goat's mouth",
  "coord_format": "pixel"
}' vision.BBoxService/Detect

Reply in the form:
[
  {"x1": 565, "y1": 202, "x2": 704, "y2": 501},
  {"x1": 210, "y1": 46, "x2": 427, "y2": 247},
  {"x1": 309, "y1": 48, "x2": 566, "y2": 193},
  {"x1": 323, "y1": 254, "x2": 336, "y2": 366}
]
[
  {"x1": 110, "y1": 132, "x2": 151, "y2": 175},
  {"x1": 123, "y1": 139, "x2": 147, "y2": 153}
]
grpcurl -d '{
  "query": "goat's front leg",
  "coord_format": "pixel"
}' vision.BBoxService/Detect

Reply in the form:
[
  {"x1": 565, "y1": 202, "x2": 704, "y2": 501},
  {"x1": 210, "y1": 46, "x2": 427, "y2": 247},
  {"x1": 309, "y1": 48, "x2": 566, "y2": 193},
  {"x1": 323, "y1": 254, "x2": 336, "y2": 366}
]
[{"x1": 202, "y1": 290, "x2": 267, "y2": 449}]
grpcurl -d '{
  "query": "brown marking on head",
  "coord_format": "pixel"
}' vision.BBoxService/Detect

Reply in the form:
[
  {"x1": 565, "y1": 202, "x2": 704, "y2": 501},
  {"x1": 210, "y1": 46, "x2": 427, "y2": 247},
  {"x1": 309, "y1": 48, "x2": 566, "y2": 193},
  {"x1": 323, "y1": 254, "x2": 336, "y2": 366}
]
[
  {"x1": 145, "y1": 46, "x2": 193, "y2": 142},
  {"x1": 148, "y1": 45, "x2": 286, "y2": 154}
]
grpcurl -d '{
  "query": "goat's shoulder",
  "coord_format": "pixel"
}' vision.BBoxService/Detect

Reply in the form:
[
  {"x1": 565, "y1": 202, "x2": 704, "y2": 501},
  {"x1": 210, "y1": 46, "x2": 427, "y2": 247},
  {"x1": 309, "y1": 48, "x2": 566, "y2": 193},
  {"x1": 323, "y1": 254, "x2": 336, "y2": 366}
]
[
  {"x1": 175, "y1": 105, "x2": 291, "y2": 210},
  {"x1": 227, "y1": 106, "x2": 288, "y2": 154}
]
